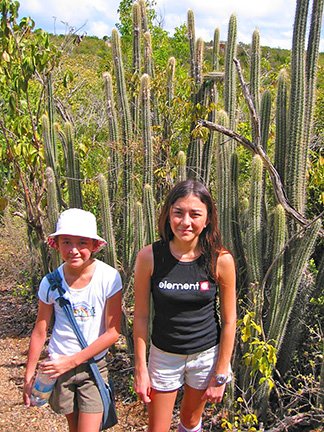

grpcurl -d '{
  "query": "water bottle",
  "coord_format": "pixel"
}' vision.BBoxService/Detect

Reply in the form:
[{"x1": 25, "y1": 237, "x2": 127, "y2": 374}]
[{"x1": 30, "y1": 354, "x2": 57, "y2": 407}]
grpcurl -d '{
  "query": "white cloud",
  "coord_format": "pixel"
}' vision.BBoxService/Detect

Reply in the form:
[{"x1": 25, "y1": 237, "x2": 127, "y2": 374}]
[{"x1": 18, "y1": 0, "x2": 323, "y2": 50}]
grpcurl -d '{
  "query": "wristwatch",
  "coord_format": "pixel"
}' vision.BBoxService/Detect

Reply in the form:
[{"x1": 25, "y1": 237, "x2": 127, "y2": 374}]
[{"x1": 213, "y1": 373, "x2": 228, "y2": 386}]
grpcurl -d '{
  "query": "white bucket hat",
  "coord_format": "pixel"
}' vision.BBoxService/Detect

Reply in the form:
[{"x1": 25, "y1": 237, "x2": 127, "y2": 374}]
[{"x1": 48, "y1": 208, "x2": 107, "y2": 252}]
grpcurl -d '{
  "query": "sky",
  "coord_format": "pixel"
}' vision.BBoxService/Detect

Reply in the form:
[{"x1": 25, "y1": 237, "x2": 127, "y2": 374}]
[{"x1": 18, "y1": 0, "x2": 324, "y2": 51}]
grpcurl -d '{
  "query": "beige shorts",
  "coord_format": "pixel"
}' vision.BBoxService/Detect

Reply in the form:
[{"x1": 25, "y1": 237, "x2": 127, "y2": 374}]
[
  {"x1": 49, "y1": 357, "x2": 108, "y2": 415},
  {"x1": 148, "y1": 344, "x2": 232, "y2": 391}
]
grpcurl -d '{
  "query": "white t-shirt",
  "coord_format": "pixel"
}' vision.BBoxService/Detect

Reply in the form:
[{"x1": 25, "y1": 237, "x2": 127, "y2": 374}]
[{"x1": 38, "y1": 259, "x2": 122, "y2": 360}]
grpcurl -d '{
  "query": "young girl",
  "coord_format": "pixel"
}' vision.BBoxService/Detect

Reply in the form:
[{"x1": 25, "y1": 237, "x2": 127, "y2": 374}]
[
  {"x1": 133, "y1": 180, "x2": 236, "y2": 432},
  {"x1": 24, "y1": 208, "x2": 122, "y2": 432}
]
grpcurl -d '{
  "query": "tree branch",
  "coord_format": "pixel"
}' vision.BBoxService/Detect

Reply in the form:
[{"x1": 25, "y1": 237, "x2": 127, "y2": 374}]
[{"x1": 198, "y1": 56, "x2": 323, "y2": 237}]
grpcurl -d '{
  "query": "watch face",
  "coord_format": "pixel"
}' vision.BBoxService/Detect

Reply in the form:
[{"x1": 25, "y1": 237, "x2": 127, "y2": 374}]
[{"x1": 215, "y1": 374, "x2": 227, "y2": 385}]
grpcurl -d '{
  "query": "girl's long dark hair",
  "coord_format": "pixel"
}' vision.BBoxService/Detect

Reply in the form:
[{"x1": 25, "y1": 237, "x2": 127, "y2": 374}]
[{"x1": 158, "y1": 180, "x2": 225, "y2": 280}]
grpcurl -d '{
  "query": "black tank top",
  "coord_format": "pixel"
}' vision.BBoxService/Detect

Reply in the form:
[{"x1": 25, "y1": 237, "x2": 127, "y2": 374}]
[{"x1": 151, "y1": 240, "x2": 220, "y2": 355}]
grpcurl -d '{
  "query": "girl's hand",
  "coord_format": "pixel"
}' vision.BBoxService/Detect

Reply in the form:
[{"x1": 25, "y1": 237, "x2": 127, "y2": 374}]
[
  {"x1": 134, "y1": 367, "x2": 152, "y2": 404},
  {"x1": 202, "y1": 376, "x2": 226, "y2": 404},
  {"x1": 23, "y1": 378, "x2": 34, "y2": 407},
  {"x1": 40, "y1": 355, "x2": 75, "y2": 379}
]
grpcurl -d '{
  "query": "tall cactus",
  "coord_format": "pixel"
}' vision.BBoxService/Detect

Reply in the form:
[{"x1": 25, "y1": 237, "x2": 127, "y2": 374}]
[
  {"x1": 141, "y1": 74, "x2": 153, "y2": 188},
  {"x1": 98, "y1": 173, "x2": 117, "y2": 268},
  {"x1": 187, "y1": 9, "x2": 196, "y2": 80},
  {"x1": 215, "y1": 110, "x2": 233, "y2": 250},
  {"x1": 268, "y1": 219, "x2": 321, "y2": 349},
  {"x1": 224, "y1": 14, "x2": 237, "y2": 130},
  {"x1": 187, "y1": 37, "x2": 204, "y2": 180},
  {"x1": 265, "y1": 205, "x2": 286, "y2": 334},
  {"x1": 143, "y1": 183, "x2": 156, "y2": 245},
  {"x1": 201, "y1": 82, "x2": 218, "y2": 186},
  {"x1": 58, "y1": 122, "x2": 82, "y2": 209},
  {"x1": 246, "y1": 155, "x2": 264, "y2": 285},
  {"x1": 111, "y1": 28, "x2": 134, "y2": 270},
  {"x1": 103, "y1": 72, "x2": 120, "y2": 203},
  {"x1": 303, "y1": 0, "x2": 324, "y2": 196},
  {"x1": 285, "y1": 0, "x2": 309, "y2": 214},
  {"x1": 132, "y1": 2, "x2": 141, "y2": 136},
  {"x1": 250, "y1": 29, "x2": 261, "y2": 144},
  {"x1": 143, "y1": 31, "x2": 160, "y2": 126},
  {"x1": 45, "y1": 166, "x2": 60, "y2": 270},
  {"x1": 274, "y1": 69, "x2": 288, "y2": 183},
  {"x1": 42, "y1": 113, "x2": 57, "y2": 175},
  {"x1": 212, "y1": 28, "x2": 220, "y2": 71},
  {"x1": 138, "y1": 0, "x2": 149, "y2": 32},
  {"x1": 134, "y1": 201, "x2": 145, "y2": 258}
]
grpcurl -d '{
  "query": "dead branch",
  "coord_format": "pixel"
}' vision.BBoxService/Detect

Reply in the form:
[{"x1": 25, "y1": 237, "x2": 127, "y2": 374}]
[
  {"x1": 198, "y1": 57, "x2": 323, "y2": 237},
  {"x1": 264, "y1": 411, "x2": 323, "y2": 432}
]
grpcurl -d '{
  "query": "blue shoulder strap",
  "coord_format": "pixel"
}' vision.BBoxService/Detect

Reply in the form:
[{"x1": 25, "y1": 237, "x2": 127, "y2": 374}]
[{"x1": 45, "y1": 269, "x2": 114, "y2": 427}]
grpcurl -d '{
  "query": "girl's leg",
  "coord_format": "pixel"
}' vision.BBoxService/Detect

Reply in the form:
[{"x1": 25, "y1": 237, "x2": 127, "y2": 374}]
[
  {"x1": 78, "y1": 412, "x2": 103, "y2": 432},
  {"x1": 66, "y1": 411, "x2": 78, "y2": 432},
  {"x1": 147, "y1": 388, "x2": 178, "y2": 432},
  {"x1": 66, "y1": 411, "x2": 102, "y2": 432},
  {"x1": 179, "y1": 384, "x2": 206, "y2": 430}
]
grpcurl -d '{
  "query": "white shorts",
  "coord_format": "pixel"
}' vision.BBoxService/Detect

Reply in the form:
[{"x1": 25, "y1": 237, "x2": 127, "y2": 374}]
[{"x1": 148, "y1": 344, "x2": 232, "y2": 392}]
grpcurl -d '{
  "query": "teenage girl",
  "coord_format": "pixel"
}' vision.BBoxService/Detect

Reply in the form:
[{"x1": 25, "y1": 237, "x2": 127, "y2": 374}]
[
  {"x1": 133, "y1": 180, "x2": 236, "y2": 432},
  {"x1": 24, "y1": 208, "x2": 122, "y2": 432}
]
